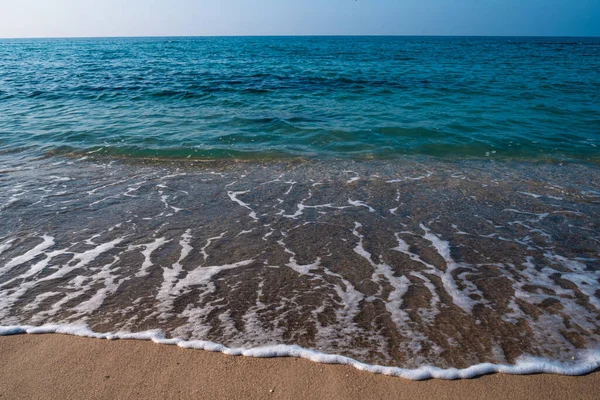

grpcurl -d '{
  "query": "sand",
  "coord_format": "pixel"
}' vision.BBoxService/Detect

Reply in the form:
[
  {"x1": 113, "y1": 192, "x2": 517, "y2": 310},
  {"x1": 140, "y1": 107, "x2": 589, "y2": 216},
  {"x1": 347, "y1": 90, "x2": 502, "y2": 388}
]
[{"x1": 0, "y1": 334, "x2": 598, "y2": 400}]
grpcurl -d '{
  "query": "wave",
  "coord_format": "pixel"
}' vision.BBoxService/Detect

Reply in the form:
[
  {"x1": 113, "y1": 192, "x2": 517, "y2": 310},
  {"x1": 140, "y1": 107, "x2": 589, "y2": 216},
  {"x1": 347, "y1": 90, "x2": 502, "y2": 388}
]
[
  {"x1": 36, "y1": 143, "x2": 600, "y2": 165},
  {"x1": 2, "y1": 324, "x2": 599, "y2": 381}
]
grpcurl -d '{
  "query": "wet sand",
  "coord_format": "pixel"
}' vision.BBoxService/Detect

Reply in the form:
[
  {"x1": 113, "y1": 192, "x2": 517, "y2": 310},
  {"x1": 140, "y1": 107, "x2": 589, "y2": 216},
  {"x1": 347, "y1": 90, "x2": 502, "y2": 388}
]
[{"x1": 0, "y1": 334, "x2": 598, "y2": 400}]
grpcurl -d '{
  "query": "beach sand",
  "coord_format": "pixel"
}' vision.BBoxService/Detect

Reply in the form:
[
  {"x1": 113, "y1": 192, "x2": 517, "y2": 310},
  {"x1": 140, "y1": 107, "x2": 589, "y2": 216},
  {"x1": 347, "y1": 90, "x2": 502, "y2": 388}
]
[{"x1": 0, "y1": 334, "x2": 598, "y2": 400}]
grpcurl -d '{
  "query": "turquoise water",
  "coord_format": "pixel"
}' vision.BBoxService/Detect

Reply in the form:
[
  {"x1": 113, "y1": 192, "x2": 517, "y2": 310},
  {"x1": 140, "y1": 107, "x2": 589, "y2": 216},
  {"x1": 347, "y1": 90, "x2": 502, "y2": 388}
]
[{"x1": 0, "y1": 36, "x2": 599, "y2": 161}]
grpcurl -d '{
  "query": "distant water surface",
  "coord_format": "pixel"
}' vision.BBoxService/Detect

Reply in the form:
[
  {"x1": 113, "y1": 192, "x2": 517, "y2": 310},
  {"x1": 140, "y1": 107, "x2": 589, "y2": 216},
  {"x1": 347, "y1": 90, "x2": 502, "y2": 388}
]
[{"x1": 0, "y1": 36, "x2": 599, "y2": 161}]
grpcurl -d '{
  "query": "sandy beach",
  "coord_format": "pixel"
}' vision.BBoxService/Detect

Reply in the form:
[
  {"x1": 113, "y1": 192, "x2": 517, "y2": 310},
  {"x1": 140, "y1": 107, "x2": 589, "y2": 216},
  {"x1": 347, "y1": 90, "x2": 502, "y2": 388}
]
[{"x1": 0, "y1": 334, "x2": 597, "y2": 400}]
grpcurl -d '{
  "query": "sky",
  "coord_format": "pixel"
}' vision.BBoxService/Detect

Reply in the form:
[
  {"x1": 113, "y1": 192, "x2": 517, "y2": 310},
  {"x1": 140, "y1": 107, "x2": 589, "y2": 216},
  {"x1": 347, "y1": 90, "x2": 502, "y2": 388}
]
[{"x1": 0, "y1": 0, "x2": 599, "y2": 38}]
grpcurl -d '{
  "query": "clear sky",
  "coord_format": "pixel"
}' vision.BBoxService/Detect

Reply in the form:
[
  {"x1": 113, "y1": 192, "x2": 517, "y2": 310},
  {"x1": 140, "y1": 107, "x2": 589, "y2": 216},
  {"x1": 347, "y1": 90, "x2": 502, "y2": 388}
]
[{"x1": 1, "y1": 0, "x2": 599, "y2": 38}]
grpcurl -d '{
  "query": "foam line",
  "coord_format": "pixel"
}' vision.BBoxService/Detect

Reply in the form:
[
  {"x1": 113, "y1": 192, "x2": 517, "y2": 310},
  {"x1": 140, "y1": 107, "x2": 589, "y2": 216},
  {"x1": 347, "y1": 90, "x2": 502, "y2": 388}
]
[
  {"x1": 227, "y1": 190, "x2": 258, "y2": 220},
  {"x1": 348, "y1": 199, "x2": 375, "y2": 212},
  {"x1": 130, "y1": 237, "x2": 170, "y2": 277},
  {"x1": 200, "y1": 232, "x2": 227, "y2": 261},
  {"x1": 157, "y1": 230, "x2": 193, "y2": 320},
  {"x1": 0, "y1": 236, "x2": 55, "y2": 275},
  {"x1": 1, "y1": 324, "x2": 599, "y2": 381}
]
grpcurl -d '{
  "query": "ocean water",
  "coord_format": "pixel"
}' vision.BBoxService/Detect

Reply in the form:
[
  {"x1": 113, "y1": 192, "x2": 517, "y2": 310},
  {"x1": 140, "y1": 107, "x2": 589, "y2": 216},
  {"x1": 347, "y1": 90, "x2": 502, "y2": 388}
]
[
  {"x1": 0, "y1": 36, "x2": 599, "y2": 161},
  {"x1": 1, "y1": 37, "x2": 600, "y2": 379}
]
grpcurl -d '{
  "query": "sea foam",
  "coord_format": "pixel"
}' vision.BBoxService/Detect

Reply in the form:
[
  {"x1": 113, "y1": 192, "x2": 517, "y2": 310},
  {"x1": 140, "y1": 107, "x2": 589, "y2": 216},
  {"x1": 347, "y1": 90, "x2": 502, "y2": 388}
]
[{"x1": 1, "y1": 324, "x2": 599, "y2": 381}]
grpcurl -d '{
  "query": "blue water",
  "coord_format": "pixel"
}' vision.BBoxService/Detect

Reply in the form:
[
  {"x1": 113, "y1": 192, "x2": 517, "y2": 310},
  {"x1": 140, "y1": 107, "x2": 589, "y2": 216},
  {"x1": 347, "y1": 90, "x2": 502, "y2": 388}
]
[{"x1": 0, "y1": 36, "x2": 599, "y2": 161}]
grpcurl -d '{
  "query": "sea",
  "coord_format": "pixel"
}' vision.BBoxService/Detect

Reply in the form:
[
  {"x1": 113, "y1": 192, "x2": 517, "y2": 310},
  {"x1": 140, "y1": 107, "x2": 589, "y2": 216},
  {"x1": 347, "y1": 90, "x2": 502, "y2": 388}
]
[{"x1": 0, "y1": 36, "x2": 599, "y2": 379}]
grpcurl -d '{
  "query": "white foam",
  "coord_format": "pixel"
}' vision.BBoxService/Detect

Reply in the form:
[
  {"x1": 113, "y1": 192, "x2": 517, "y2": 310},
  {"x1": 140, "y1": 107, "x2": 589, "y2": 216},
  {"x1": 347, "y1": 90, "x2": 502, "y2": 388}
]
[
  {"x1": 348, "y1": 199, "x2": 375, "y2": 212},
  {"x1": 518, "y1": 191, "x2": 542, "y2": 199},
  {"x1": 158, "y1": 193, "x2": 182, "y2": 213},
  {"x1": 48, "y1": 176, "x2": 72, "y2": 182},
  {"x1": 36, "y1": 238, "x2": 124, "y2": 284},
  {"x1": 279, "y1": 239, "x2": 320, "y2": 275},
  {"x1": 0, "y1": 238, "x2": 124, "y2": 322},
  {"x1": 1, "y1": 324, "x2": 599, "y2": 380},
  {"x1": 160, "y1": 172, "x2": 188, "y2": 180},
  {"x1": 352, "y1": 223, "x2": 416, "y2": 337},
  {"x1": 409, "y1": 271, "x2": 441, "y2": 323},
  {"x1": 200, "y1": 232, "x2": 227, "y2": 261},
  {"x1": 284, "y1": 181, "x2": 296, "y2": 195},
  {"x1": 168, "y1": 259, "x2": 256, "y2": 338},
  {"x1": 391, "y1": 226, "x2": 479, "y2": 314},
  {"x1": 503, "y1": 208, "x2": 549, "y2": 221},
  {"x1": 0, "y1": 236, "x2": 55, "y2": 275},
  {"x1": 282, "y1": 190, "x2": 352, "y2": 219},
  {"x1": 545, "y1": 253, "x2": 600, "y2": 311},
  {"x1": 156, "y1": 230, "x2": 193, "y2": 319},
  {"x1": 1, "y1": 249, "x2": 66, "y2": 286},
  {"x1": 129, "y1": 237, "x2": 170, "y2": 277},
  {"x1": 175, "y1": 259, "x2": 254, "y2": 291},
  {"x1": 70, "y1": 255, "x2": 123, "y2": 317},
  {"x1": 386, "y1": 171, "x2": 434, "y2": 183},
  {"x1": 227, "y1": 190, "x2": 258, "y2": 221}
]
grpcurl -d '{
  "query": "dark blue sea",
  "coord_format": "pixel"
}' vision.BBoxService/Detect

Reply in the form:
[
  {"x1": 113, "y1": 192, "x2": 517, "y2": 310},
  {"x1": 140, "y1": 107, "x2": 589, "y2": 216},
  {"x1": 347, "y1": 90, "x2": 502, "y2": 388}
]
[{"x1": 0, "y1": 36, "x2": 599, "y2": 161}]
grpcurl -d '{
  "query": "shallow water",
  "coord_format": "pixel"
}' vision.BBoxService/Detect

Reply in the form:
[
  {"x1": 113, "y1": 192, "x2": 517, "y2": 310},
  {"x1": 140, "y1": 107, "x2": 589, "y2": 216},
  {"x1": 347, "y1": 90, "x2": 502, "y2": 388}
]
[{"x1": 1, "y1": 155, "x2": 598, "y2": 371}]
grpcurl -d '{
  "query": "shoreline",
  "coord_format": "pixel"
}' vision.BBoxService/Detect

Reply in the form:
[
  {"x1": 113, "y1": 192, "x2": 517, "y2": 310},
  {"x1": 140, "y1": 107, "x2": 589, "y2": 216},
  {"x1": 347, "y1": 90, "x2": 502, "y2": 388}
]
[
  {"x1": 2, "y1": 326, "x2": 600, "y2": 380},
  {"x1": 1, "y1": 334, "x2": 599, "y2": 400},
  {"x1": 1, "y1": 155, "x2": 600, "y2": 373}
]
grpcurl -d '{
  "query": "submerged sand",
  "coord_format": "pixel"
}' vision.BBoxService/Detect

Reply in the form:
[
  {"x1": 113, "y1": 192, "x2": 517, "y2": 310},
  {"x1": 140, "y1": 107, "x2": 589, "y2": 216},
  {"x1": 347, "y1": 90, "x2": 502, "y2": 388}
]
[
  {"x1": 2, "y1": 157, "x2": 600, "y2": 370},
  {"x1": 0, "y1": 334, "x2": 598, "y2": 400}
]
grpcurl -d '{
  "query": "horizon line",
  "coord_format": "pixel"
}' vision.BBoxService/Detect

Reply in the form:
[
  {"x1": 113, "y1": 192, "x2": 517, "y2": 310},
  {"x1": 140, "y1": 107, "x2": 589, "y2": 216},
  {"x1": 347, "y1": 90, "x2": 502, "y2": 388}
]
[{"x1": 1, "y1": 34, "x2": 599, "y2": 40}]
